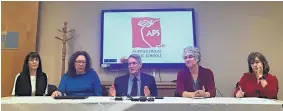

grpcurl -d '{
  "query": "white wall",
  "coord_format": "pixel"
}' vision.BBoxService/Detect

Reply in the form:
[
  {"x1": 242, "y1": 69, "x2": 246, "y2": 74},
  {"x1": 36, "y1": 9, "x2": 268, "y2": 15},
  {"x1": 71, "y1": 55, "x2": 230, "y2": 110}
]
[{"x1": 38, "y1": 1, "x2": 283, "y2": 99}]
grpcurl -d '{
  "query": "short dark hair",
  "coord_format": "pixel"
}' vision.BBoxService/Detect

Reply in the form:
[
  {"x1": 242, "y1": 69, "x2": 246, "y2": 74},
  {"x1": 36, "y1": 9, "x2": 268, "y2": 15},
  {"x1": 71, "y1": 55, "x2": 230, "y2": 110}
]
[
  {"x1": 21, "y1": 52, "x2": 44, "y2": 76},
  {"x1": 247, "y1": 52, "x2": 270, "y2": 75},
  {"x1": 67, "y1": 51, "x2": 92, "y2": 77}
]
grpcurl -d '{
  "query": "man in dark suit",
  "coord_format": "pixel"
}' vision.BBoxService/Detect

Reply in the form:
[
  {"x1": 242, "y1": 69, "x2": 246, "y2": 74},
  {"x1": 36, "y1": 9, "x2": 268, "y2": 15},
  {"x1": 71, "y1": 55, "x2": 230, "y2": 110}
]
[{"x1": 109, "y1": 54, "x2": 158, "y2": 97}]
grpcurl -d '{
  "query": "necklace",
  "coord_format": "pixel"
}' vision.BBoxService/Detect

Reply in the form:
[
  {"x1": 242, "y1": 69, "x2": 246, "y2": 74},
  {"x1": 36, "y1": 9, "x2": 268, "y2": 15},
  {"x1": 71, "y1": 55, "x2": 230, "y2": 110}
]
[{"x1": 192, "y1": 74, "x2": 198, "y2": 81}]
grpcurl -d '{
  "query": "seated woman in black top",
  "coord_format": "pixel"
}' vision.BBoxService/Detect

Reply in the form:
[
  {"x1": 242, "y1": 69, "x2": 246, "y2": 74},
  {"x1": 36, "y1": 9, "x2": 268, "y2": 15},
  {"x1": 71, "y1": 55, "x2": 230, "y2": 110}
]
[{"x1": 11, "y1": 52, "x2": 48, "y2": 96}]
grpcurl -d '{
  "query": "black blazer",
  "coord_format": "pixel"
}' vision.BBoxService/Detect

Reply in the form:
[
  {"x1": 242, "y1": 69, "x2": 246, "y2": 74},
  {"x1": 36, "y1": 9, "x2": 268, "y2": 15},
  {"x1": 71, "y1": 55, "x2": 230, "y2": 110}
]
[{"x1": 14, "y1": 72, "x2": 48, "y2": 96}]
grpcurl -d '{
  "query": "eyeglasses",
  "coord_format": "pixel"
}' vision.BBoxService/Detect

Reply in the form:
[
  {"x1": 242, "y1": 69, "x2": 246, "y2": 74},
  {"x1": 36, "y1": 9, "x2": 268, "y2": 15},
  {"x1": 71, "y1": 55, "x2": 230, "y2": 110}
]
[
  {"x1": 75, "y1": 60, "x2": 86, "y2": 64},
  {"x1": 128, "y1": 62, "x2": 138, "y2": 66},
  {"x1": 183, "y1": 55, "x2": 195, "y2": 60},
  {"x1": 250, "y1": 60, "x2": 261, "y2": 65},
  {"x1": 29, "y1": 58, "x2": 39, "y2": 62}
]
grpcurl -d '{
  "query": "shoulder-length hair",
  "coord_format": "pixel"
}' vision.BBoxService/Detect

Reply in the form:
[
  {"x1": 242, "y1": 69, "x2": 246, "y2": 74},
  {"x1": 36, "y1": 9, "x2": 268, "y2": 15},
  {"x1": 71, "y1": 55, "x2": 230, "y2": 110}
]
[
  {"x1": 247, "y1": 52, "x2": 270, "y2": 75},
  {"x1": 67, "y1": 51, "x2": 92, "y2": 77},
  {"x1": 21, "y1": 52, "x2": 43, "y2": 76}
]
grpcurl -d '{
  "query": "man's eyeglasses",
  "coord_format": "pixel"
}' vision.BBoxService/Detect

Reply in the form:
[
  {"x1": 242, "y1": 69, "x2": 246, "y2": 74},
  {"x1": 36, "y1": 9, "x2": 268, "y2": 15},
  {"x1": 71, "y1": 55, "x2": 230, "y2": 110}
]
[{"x1": 128, "y1": 62, "x2": 138, "y2": 66}]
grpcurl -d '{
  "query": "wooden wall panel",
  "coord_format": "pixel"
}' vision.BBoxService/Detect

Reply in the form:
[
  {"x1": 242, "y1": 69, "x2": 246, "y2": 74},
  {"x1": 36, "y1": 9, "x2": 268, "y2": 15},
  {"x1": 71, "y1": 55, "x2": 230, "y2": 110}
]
[
  {"x1": 1, "y1": 1, "x2": 39, "y2": 97},
  {"x1": 1, "y1": 51, "x2": 16, "y2": 97}
]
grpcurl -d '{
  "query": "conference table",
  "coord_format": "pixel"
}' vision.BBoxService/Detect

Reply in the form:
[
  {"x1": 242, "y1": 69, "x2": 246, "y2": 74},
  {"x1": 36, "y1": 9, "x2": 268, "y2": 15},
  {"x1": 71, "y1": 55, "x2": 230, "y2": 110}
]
[{"x1": 2, "y1": 96, "x2": 283, "y2": 111}]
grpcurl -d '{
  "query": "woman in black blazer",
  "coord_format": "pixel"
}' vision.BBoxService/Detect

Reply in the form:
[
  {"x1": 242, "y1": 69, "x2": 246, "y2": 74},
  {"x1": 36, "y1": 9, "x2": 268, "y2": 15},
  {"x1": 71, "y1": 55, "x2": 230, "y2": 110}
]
[{"x1": 11, "y1": 52, "x2": 48, "y2": 96}]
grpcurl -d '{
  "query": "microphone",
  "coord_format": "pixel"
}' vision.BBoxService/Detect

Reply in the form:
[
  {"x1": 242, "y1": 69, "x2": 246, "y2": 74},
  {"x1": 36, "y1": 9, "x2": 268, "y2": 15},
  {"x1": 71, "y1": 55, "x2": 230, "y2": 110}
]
[
  {"x1": 256, "y1": 90, "x2": 260, "y2": 95},
  {"x1": 64, "y1": 84, "x2": 67, "y2": 96},
  {"x1": 255, "y1": 90, "x2": 264, "y2": 98},
  {"x1": 127, "y1": 94, "x2": 133, "y2": 100},
  {"x1": 215, "y1": 87, "x2": 224, "y2": 97}
]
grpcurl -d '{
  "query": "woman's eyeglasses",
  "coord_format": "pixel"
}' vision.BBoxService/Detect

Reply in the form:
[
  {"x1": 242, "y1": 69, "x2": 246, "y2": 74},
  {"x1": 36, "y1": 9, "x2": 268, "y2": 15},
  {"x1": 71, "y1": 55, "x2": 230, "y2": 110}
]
[{"x1": 75, "y1": 61, "x2": 86, "y2": 64}]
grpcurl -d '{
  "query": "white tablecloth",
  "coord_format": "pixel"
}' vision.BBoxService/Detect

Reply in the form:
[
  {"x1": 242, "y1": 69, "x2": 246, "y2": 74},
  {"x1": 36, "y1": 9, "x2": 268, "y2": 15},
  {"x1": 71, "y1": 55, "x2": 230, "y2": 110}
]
[{"x1": 2, "y1": 97, "x2": 283, "y2": 111}]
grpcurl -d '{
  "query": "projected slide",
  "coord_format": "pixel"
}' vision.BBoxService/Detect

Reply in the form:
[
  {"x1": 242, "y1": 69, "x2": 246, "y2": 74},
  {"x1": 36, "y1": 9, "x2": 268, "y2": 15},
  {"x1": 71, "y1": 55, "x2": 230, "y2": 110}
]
[{"x1": 101, "y1": 9, "x2": 195, "y2": 67}]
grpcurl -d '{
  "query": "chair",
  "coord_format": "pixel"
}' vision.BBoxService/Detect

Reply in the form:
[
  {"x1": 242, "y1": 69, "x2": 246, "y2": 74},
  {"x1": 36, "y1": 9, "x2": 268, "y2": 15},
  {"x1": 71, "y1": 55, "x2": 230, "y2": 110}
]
[
  {"x1": 47, "y1": 84, "x2": 57, "y2": 96},
  {"x1": 236, "y1": 82, "x2": 239, "y2": 88},
  {"x1": 174, "y1": 89, "x2": 181, "y2": 97},
  {"x1": 101, "y1": 85, "x2": 108, "y2": 96}
]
